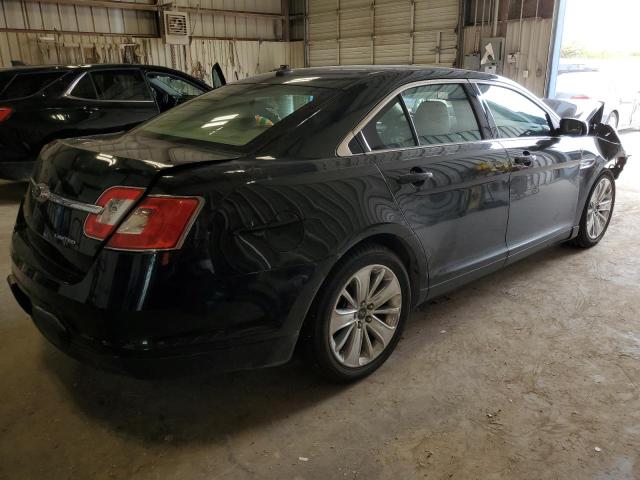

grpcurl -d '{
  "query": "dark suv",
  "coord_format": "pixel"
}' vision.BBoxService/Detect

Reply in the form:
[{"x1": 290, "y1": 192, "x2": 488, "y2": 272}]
[{"x1": 0, "y1": 64, "x2": 216, "y2": 180}]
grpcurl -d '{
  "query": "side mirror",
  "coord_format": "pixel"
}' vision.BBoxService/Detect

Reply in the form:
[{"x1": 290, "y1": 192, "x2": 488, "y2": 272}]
[{"x1": 559, "y1": 117, "x2": 589, "y2": 136}]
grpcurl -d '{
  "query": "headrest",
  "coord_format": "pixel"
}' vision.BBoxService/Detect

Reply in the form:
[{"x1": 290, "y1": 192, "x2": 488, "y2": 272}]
[
  {"x1": 450, "y1": 100, "x2": 478, "y2": 133},
  {"x1": 414, "y1": 100, "x2": 450, "y2": 136}
]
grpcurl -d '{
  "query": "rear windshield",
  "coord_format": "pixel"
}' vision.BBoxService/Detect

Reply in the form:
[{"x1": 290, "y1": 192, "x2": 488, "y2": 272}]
[
  {"x1": 138, "y1": 83, "x2": 327, "y2": 147},
  {"x1": 0, "y1": 71, "x2": 67, "y2": 100}
]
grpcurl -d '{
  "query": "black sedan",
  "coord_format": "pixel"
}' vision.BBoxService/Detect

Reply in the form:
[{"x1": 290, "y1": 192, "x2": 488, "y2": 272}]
[
  {"x1": 0, "y1": 63, "x2": 216, "y2": 180},
  {"x1": 7, "y1": 66, "x2": 627, "y2": 381}
]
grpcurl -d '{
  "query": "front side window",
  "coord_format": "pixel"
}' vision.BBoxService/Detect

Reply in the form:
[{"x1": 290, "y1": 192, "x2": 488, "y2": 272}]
[
  {"x1": 90, "y1": 70, "x2": 152, "y2": 101},
  {"x1": 361, "y1": 97, "x2": 416, "y2": 151},
  {"x1": 479, "y1": 84, "x2": 552, "y2": 138},
  {"x1": 138, "y1": 83, "x2": 324, "y2": 147},
  {"x1": 401, "y1": 83, "x2": 481, "y2": 145},
  {"x1": 70, "y1": 74, "x2": 98, "y2": 99},
  {"x1": 147, "y1": 73, "x2": 204, "y2": 98}
]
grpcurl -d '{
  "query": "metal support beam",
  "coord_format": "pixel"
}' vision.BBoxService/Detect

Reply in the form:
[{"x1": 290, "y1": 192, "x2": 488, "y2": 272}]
[
  {"x1": 545, "y1": 0, "x2": 566, "y2": 97},
  {"x1": 178, "y1": 6, "x2": 284, "y2": 20},
  {"x1": 0, "y1": 26, "x2": 159, "y2": 37},
  {"x1": 19, "y1": 0, "x2": 158, "y2": 12},
  {"x1": 17, "y1": 0, "x2": 285, "y2": 20},
  {"x1": 281, "y1": 0, "x2": 290, "y2": 42}
]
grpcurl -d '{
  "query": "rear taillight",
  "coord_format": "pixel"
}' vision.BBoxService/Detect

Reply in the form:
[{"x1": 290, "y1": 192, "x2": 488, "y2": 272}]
[
  {"x1": 106, "y1": 196, "x2": 202, "y2": 251},
  {"x1": 84, "y1": 187, "x2": 145, "y2": 240},
  {"x1": 83, "y1": 186, "x2": 202, "y2": 251},
  {"x1": 0, "y1": 107, "x2": 13, "y2": 123}
]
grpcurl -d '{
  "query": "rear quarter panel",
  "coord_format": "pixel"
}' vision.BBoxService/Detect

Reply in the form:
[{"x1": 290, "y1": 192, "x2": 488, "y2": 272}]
[{"x1": 144, "y1": 155, "x2": 425, "y2": 335}]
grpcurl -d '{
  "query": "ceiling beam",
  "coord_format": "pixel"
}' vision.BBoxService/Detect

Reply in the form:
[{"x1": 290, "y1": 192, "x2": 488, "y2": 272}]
[
  {"x1": 17, "y1": 0, "x2": 285, "y2": 20},
  {"x1": 20, "y1": 0, "x2": 158, "y2": 11}
]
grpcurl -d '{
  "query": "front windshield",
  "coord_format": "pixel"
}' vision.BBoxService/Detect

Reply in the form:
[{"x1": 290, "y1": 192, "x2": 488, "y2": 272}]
[{"x1": 139, "y1": 83, "x2": 325, "y2": 147}]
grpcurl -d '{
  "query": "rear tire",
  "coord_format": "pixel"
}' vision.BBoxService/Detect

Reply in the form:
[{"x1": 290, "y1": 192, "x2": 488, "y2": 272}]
[
  {"x1": 304, "y1": 244, "x2": 411, "y2": 382},
  {"x1": 570, "y1": 171, "x2": 616, "y2": 248}
]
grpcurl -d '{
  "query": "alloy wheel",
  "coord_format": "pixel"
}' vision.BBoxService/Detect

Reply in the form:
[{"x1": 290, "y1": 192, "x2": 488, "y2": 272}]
[
  {"x1": 586, "y1": 176, "x2": 613, "y2": 240},
  {"x1": 329, "y1": 264, "x2": 402, "y2": 368}
]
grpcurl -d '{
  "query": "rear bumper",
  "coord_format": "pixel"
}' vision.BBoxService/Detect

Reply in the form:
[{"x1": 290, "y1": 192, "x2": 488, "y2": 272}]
[
  {"x1": 9, "y1": 216, "x2": 331, "y2": 377},
  {"x1": 8, "y1": 272, "x2": 302, "y2": 378}
]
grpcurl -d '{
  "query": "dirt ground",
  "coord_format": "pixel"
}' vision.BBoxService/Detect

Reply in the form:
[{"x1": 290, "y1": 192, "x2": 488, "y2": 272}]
[{"x1": 1, "y1": 132, "x2": 639, "y2": 480}]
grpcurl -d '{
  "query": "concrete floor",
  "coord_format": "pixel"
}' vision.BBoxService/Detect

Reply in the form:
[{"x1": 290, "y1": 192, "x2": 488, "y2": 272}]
[{"x1": 1, "y1": 132, "x2": 640, "y2": 480}]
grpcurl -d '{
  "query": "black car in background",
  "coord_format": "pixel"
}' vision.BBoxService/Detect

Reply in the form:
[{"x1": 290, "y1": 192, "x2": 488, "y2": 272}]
[
  {"x1": 7, "y1": 66, "x2": 627, "y2": 382},
  {"x1": 0, "y1": 64, "x2": 218, "y2": 180}
]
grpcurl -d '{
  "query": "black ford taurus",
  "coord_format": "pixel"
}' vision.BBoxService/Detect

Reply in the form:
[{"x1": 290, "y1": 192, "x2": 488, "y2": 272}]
[{"x1": 7, "y1": 66, "x2": 627, "y2": 381}]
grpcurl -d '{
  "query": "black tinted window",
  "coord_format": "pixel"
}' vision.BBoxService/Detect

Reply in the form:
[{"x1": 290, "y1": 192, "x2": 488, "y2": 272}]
[
  {"x1": 0, "y1": 72, "x2": 66, "y2": 100},
  {"x1": 70, "y1": 74, "x2": 97, "y2": 99},
  {"x1": 212, "y1": 63, "x2": 225, "y2": 88},
  {"x1": 90, "y1": 70, "x2": 152, "y2": 101},
  {"x1": 480, "y1": 84, "x2": 551, "y2": 138},
  {"x1": 362, "y1": 97, "x2": 416, "y2": 151},
  {"x1": 402, "y1": 83, "x2": 481, "y2": 145},
  {"x1": 348, "y1": 136, "x2": 364, "y2": 154}
]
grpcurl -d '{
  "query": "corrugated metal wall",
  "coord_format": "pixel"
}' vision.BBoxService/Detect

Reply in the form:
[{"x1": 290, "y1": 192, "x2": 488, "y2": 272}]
[
  {"x1": 0, "y1": 0, "x2": 304, "y2": 85},
  {"x1": 0, "y1": 0, "x2": 284, "y2": 38},
  {"x1": 307, "y1": 0, "x2": 460, "y2": 67},
  {"x1": 463, "y1": 18, "x2": 552, "y2": 96}
]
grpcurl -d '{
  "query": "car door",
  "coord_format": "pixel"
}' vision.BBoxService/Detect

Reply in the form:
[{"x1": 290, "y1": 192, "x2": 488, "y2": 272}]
[
  {"x1": 64, "y1": 69, "x2": 159, "y2": 135},
  {"x1": 474, "y1": 82, "x2": 582, "y2": 261},
  {"x1": 359, "y1": 81, "x2": 511, "y2": 295},
  {"x1": 211, "y1": 62, "x2": 226, "y2": 88}
]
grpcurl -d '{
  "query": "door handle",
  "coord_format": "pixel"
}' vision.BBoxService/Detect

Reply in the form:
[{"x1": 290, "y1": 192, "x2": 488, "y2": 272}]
[
  {"x1": 397, "y1": 170, "x2": 434, "y2": 185},
  {"x1": 513, "y1": 151, "x2": 536, "y2": 168}
]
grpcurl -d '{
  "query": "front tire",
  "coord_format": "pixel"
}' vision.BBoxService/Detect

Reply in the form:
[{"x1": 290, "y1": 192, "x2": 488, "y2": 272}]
[
  {"x1": 305, "y1": 245, "x2": 411, "y2": 382},
  {"x1": 571, "y1": 171, "x2": 616, "y2": 248}
]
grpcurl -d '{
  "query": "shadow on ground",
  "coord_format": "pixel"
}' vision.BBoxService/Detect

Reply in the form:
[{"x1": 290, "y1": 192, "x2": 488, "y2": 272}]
[
  {"x1": 39, "y1": 243, "x2": 584, "y2": 448},
  {"x1": 0, "y1": 181, "x2": 27, "y2": 205},
  {"x1": 42, "y1": 348, "x2": 346, "y2": 445}
]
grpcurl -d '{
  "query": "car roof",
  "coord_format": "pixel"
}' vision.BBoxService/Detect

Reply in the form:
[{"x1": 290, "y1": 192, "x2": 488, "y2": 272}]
[
  {"x1": 0, "y1": 64, "x2": 192, "y2": 74},
  {"x1": 0, "y1": 64, "x2": 210, "y2": 90},
  {"x1": 237, "y1": 65, "x2": 500, "y2": 89}
]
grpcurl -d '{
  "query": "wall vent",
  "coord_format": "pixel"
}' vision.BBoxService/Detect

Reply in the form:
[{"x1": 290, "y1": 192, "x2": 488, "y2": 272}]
[{"x1": 163, "y1": 11, "x2": 189, "y2": 45}]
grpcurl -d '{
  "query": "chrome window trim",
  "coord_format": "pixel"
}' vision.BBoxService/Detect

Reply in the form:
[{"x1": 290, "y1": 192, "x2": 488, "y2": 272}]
[
  {"x1": 63, "y1": 71, "x2": 155, "y2": 104},
  {"x1": 335, "y1": 78, "x2": 480, "y2": 157},
  {"x1": 29, "y1": 180, "x2": 104, "y2": 215},
  {"x1": 358, "y1": 137, "x2": 505, "y2": 156}
]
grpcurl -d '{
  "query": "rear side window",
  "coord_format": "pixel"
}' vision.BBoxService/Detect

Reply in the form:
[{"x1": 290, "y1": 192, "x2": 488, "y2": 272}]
[
  {"x1": 0, "y1": 71, "x2": 66, "y2": 100},
  {"x1": 90, "y1": 70, "x2": 152, "y2": 101},
  {"x1": 479, "y1": 84, "x2": 552, "y2": 138},
  {"x1": 401, "y1": 83, "x2": 481, "y2": 145},
  {"x1": 361, "y1": 97, "x2": 416, "y2": 151}
]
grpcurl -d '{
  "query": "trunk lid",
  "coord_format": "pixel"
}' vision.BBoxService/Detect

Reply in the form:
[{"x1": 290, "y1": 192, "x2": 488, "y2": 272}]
[{"x1": 20, "y1": 131, "x2": 239, "y2": 282}]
